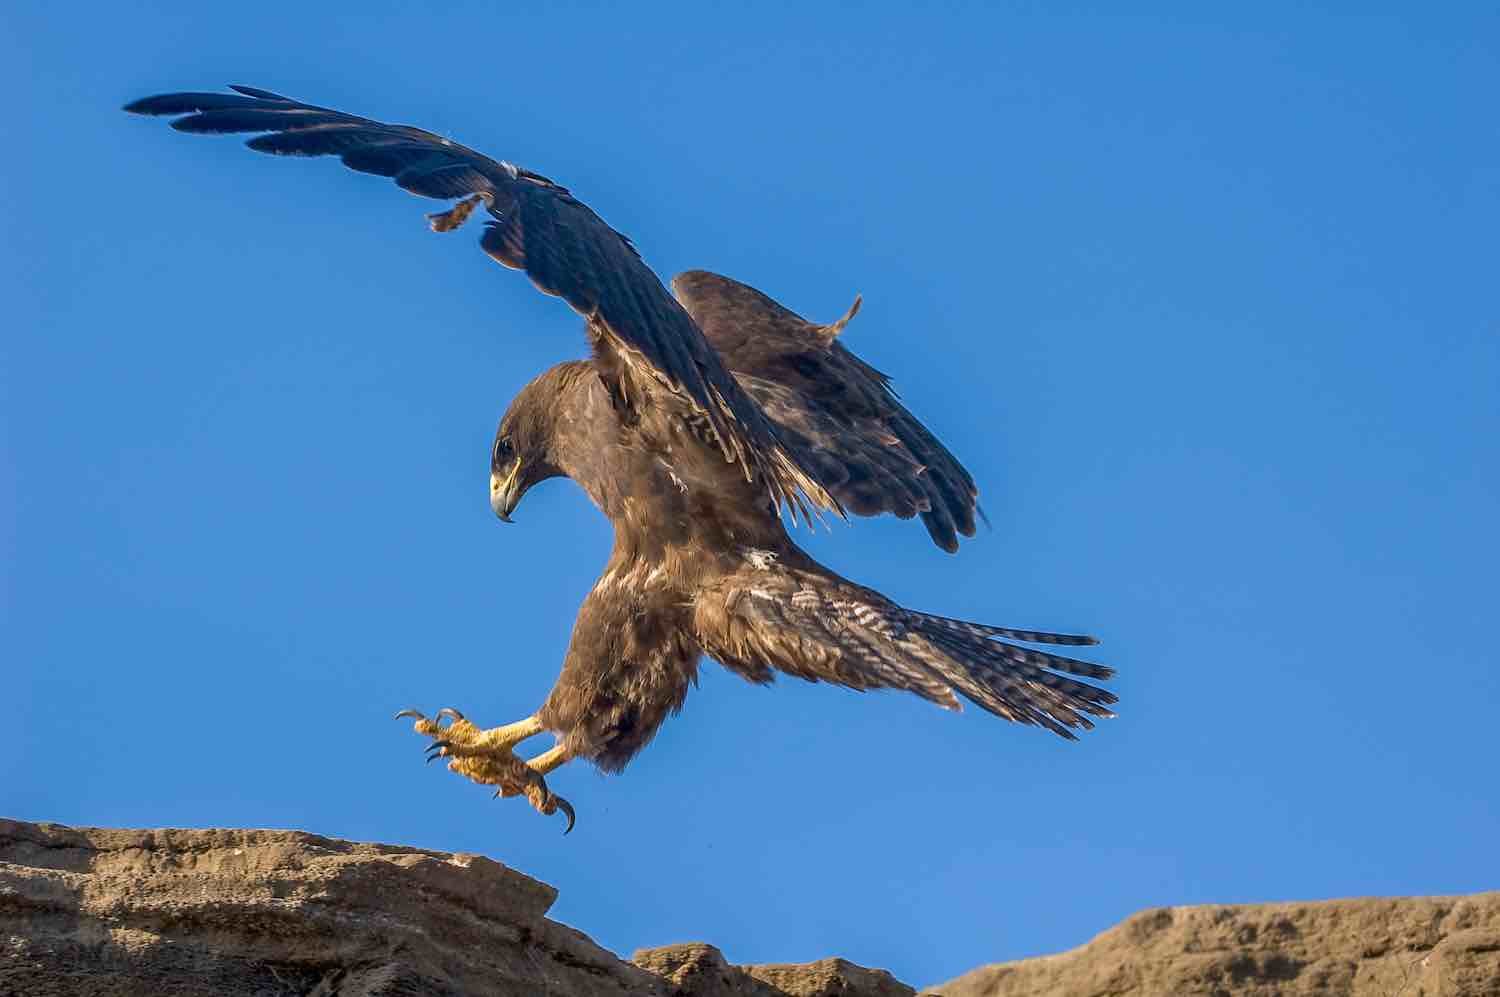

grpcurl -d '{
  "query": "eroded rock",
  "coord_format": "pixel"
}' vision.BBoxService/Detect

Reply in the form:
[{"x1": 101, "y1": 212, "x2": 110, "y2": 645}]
[
  {"x1": 925, "y1": 892, "x2": 1500, "y2": 997},
  {"x1": 4, "y1": 819, "x2": 1494, "y2": 997},
  {"x1": 0, "y1": 819, "x2": 910, "y2": 997},
  {"x1": 634, "y1": 943, "x2": 914, "y2": 997}
]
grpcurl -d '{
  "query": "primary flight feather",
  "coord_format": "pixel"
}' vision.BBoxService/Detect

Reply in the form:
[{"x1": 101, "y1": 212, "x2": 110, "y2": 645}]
[{"x1": 126, "y1": 86, "x2": 1115, "y2": 832}]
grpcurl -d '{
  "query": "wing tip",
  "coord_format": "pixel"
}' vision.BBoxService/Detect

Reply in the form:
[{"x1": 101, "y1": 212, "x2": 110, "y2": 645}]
[
  {"x1": 123, "y1": 85, "x2": 295, "y2": 117},
  {"x1": 122, "y1": 93, "x2": 179, "y2": 116},
  {"x1": 228, "y1": 84, "x2": 294, "y2": 101}
]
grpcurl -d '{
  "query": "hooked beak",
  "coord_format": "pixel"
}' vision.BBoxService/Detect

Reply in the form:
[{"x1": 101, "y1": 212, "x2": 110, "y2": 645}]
[{"x1": 490, "y1": 460, "x2": 522, "y2": 522}]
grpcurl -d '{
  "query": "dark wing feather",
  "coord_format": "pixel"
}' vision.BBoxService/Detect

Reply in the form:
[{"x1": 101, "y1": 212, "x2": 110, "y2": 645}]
[
  {"x1": 696, "y1": 558, "x2": 1113, "y2": 740},
  {"x1": 124, "y1": 87, "x2": 838, "y2": 522},
  {"x1": 672, "y1": 270, "x2": 981, "y2": 552}
]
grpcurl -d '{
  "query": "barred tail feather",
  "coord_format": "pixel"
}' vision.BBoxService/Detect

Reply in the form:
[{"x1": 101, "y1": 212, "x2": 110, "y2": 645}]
[
  {"x1": 909, "y1": 613, "x2": 1117, "y2": 739},
  {"x1": 916, "y1": 611, "x2": 1101, "y2": 648},
  {"x1": 913, "y1": 613, "x2": 1114, "y2": 680}
]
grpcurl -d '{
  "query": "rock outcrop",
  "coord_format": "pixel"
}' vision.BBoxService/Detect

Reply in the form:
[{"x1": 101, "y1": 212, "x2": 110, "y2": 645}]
[
  {"x1": 928, "y1": 892, "x2": 1500, "y2": 997},
  {"x1": 636, "y1": 943, "x2": 913, "y2": 997},
  {"x1": 3, "y1": 817, "x2": 1495, "y2": 996},
  {"x1": 0, "y1": 818, "x2": 908, "y2": 997}
]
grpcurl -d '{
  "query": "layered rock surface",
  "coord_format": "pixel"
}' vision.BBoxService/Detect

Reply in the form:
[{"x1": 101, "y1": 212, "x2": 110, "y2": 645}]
[
  {"x1": 0, "y1": 818, "x2": 907, "y2": 997},
  {"x1": 3, "y1": 818, "x2": 1495, "y2": 996},
  {"x1": 929, "y1": 892, "x2": 1500, "y2": 997}
]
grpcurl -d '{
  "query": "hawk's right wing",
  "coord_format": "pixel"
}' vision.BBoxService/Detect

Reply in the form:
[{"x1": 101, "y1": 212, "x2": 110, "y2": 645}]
[
  {"x1": 693, "y1": 551, "x2": 1112, "y2": 740},
  {"x1": 124, "y1": 87, "x2": 839, "y2": 524}
]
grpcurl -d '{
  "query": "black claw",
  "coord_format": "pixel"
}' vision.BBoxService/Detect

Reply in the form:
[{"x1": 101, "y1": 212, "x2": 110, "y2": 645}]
[
  {"x1": 425, "y1": 740, "x2": 452, "y2": 763},
  {"x1": 436, "y1": 707, "x2": 465, "y2": 723},
  {"x1": 394, "y1": 709, "x2": 425, "y2": 721},
  {"x1": 554, "y1": 796, "x2": 576, "y2": 835}
]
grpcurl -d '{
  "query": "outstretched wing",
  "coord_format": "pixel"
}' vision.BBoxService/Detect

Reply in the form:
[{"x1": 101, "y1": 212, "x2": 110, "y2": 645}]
[
  {"x1": 672, "y1": 270, "x2": 981, "y2": 552},
  {"x1": 695, "y1": 553, "x2": 1113, "y2": 740},
  {"x1": 124, "y1": 86, "x2": 838, "y2": 522}
]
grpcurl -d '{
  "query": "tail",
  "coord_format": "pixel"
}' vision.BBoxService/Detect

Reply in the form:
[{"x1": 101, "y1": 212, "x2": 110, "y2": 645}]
[
  {"x1": 700, "y1": 558, "x2": 1117, "y2": 740},
  {"x1": 904, "y1": 610, "x2": 1117, "y2": 738}
]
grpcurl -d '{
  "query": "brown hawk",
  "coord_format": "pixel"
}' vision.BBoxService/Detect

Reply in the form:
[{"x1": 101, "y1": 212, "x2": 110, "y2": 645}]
[{"x1": 126, "y1": 86, "x2": 1116, "y2": 832}]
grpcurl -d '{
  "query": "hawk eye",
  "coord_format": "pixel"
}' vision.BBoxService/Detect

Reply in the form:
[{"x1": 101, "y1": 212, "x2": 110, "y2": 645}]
[{"x1": 492, "y1": 437, "x2": 513, "y2": 465}]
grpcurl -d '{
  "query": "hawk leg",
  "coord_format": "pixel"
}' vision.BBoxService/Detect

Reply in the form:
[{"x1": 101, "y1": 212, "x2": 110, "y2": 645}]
[{"x1": 394, "y1": 708, "x2": 576, "y2": 833}]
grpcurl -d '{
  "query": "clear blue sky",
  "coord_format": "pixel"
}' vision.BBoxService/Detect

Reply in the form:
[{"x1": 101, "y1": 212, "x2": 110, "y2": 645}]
[{"x1": 3, "y1": 1, "x2": 1496, "y2": 987}]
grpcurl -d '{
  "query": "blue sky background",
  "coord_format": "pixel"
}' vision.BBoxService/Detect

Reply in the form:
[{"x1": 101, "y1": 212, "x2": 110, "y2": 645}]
[{"x1": 3, "y1": 1, "x2": 1497, "y2": 987}]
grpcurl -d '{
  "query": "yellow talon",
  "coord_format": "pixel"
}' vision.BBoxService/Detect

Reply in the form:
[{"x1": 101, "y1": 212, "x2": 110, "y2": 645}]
[{"x1": 397, "y1": 708, "x2": 574, "y2": 832}]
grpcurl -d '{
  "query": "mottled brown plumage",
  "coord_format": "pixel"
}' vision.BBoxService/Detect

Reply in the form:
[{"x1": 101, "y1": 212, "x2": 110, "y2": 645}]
[
  {"x1": 126, "y1": 86, "x2": 1116, "y2": 828},
  {"x1": 674, "y1": 270, "x2": 984, "y2": 552}
]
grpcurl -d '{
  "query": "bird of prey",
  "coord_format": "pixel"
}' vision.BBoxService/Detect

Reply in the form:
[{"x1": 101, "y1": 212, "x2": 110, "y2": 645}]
[{"x1": 125, "y1": 86, "x2": 1116, "y2": 832}]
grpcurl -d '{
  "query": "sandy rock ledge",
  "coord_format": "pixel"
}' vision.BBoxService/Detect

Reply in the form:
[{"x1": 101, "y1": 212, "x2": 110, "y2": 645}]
[
  {"x1": 928, "y1": 892, "x2": 1500, "y2": 997},
  {"x1": 4, "y1": 817, "x2": 1496, "y2": 996},
  {"x1": 0, "y1": 818, "x2": 908, "y2": 997}
]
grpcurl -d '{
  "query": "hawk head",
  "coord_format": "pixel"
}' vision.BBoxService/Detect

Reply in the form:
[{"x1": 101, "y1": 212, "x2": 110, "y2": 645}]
[{"x1": 489, "y1": 367, "x2": 573, "y2": 522}]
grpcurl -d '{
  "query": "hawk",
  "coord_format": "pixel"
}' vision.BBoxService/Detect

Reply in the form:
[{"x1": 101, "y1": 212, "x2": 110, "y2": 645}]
[{"x1": 125, "y1": 86, "x2": 1116, "y2": 832}]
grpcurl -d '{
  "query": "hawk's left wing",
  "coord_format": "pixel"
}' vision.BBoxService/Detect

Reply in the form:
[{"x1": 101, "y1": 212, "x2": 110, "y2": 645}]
[{"x1": 673, "y1": 270, "x2": 982, "y2": 552}]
